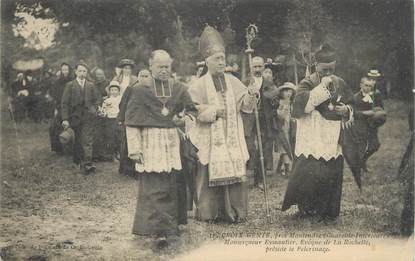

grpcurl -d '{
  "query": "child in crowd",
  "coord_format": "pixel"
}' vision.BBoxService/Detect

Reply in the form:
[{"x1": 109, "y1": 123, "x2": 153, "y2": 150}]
[
  {"x1": 273, "y1": 82, "x2": 296, "y2": 176},
  {"x1": 99, "y1": 81, "x2": 123, "y2": 161},
  {"x1": 351, "y1": 76, "x2": 386, "y2": 172}
]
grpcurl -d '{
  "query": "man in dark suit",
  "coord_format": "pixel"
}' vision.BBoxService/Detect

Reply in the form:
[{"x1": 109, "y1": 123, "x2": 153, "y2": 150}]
[
  {"x1": 241, "y1": 56, "x2": 277, "y2": 188},
  {"x1": 61, "y1": 62, "x2": 101, "y2": 174}
]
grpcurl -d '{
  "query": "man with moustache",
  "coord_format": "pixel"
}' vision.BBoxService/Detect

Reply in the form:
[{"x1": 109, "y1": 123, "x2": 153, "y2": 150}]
[{"x1": 242, "y1": 56, "x2": 278, "y2": 187}]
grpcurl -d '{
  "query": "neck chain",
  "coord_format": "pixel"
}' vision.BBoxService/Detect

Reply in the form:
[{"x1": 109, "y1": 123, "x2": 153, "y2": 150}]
[{"x1": 153, "y1": 78, "x2": 172, "y2": 116}]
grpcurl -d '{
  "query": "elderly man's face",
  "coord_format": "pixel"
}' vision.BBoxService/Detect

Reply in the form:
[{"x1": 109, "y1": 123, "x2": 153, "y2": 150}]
[
  {"x1": 316, "y1": 62, "x2": 336, "y2": 77},
  {"x1": 95, "y1": 69, "x2": 105, "y2": 81},
  {"x1": 251, "y1": 58, "x2": 265, "y2": 77},
  {"x1": 206, "y1": 52, "x2": 225, "y2": 75},
  {"x1": 151, "y1": 58, "x2": 172, "y2": 81}
]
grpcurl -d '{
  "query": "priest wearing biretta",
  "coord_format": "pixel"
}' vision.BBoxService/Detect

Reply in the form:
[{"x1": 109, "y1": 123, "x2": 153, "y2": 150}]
[{"x1": 281, "y1": 44, "x2": 357, "y2": 221}]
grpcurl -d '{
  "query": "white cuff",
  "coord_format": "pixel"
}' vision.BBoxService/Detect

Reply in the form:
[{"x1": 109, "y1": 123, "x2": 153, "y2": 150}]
[
  {"x1": 304, "y1": 83, "x2": 331, "y2": 113},
  {"x1": 309, "y1": 83, "x2": 331, "y2": 107}
]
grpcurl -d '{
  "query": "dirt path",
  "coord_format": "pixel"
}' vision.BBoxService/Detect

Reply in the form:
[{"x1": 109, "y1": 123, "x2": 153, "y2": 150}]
[{"x1": 0, "y1": 99, "x2": 411, "y2": 260}]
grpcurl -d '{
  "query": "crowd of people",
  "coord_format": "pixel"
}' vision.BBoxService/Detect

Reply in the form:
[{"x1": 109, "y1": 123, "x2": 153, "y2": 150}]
[{"x1": 6, "y1": 25, "x2": 411, "y2": 247}]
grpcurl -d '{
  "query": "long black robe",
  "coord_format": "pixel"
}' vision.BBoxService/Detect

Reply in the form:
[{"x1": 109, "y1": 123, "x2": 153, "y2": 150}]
[
  {"x1": 128, "y1": 78, "x2": 195, "y2": 236},
  {"x1": 281, "y1": 73, "x2": 355, "y2": 219}
]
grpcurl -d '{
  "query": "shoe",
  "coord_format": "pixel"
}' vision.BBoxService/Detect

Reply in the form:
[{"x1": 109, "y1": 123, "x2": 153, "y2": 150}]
[
  {"x1": 81, "y1": 163, "x2": 95, "y2": 175},
  {"x1": 155, "y1": 236, "x2": 168, "y2": 249},
  {"x1": 86, "y1": 164, "x2": 96, "y2": 174}
]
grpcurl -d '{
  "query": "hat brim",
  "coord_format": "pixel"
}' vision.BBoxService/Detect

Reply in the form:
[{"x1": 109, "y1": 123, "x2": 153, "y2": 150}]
[
  {"x1": 105, "y1": 85, "x2": 121, "y2": 94},
  {"x1": 119, "y1": 63, "x2": 135, "y2": 68},
  {"x1": 368, "y1": 73, "x2": 381, "y2": 77},
  {"x1": 277, "y1": 85, "x2": 296, "y2": 93}
]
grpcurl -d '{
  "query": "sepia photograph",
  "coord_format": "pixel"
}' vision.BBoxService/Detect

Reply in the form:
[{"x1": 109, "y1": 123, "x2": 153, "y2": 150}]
[{"x1": 0, "y1": 0, "x2": 413, "y2": 260}]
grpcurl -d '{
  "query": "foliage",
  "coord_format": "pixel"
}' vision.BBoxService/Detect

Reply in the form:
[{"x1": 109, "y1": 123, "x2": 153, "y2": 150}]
[{"x1": 1, "y1": 0, "x2": 413, "y2": 98}]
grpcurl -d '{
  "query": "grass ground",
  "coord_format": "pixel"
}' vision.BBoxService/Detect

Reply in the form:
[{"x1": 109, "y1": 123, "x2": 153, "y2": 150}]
[{"x1": 0, "y1": 98, "x2": 412, "y2": 261}]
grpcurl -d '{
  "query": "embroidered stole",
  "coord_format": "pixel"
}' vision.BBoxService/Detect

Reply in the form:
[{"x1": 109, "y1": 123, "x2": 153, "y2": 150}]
[{"x1": 205, "y1": 74, "x2": 246, "y2": 186}]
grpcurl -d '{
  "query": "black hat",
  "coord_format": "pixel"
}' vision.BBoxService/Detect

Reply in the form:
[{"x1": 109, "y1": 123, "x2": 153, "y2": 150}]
[
  {"x1": 118, "y1": 59, "x2": 135, "y2": 68},
  {"x1": 265, "y1": 58, "x2": 284, "y2": 73},
  {"x1": 315, "y1": 44, "x2": 336, "y2": 63},
  {"x1": 264, "y1": 58, "x2": 276, "y2": 69}
]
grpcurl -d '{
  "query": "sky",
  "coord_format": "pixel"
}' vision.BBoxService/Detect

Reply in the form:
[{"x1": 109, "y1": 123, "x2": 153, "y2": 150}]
[{"x1": 12, "y1": 4, "x2": 60, "y2": 51}]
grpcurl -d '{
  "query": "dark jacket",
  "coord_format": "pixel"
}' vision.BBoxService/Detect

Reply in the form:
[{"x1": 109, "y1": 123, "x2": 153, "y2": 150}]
[
  {"x1": 293, "y1": 73, "x2": 354, "y2": 121},
  {"x1": 51, "y1": 75, "x2": 73, "y2": 109},
  {"x1": 61, "y1": 79, "x2": 101, "y2": 127},
  {"x1": 241, "y1": 76, "x2": 277, "y2": 138},
  {"x1": 351, "y1": 90, "x2": 384, "y2": 143},
  {"x1": 95, "y1": 79, "x2": 110, "y2": 98},
  {"x1": 118, "y1": 78, "x2": 195, "y2": 128}
]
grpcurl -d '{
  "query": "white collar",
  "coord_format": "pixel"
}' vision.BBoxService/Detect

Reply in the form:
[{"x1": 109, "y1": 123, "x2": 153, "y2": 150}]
[
  {"x1": 77, "y1": 78, "x2": 85, "y2": 86},
  {"x1": 362, "y1": 91, "x2": 374, "y2": 103}
]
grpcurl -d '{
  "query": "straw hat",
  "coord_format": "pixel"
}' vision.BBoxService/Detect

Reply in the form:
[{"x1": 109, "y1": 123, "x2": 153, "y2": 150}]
[
  {"x1": 277, "y1": 82, "x2": 297, "y2": 94},
  {"x1": 367, "y1": 69, "x2": 381, "y2": 78},
  {"x1": 105, "y1": 81, "x2": 121, "y2": 94}
]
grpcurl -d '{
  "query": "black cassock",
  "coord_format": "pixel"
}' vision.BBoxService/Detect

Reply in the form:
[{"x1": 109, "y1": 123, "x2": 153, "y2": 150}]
[{"x1": 281, "y1": 73, "x2": 359, "y2": 219}]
